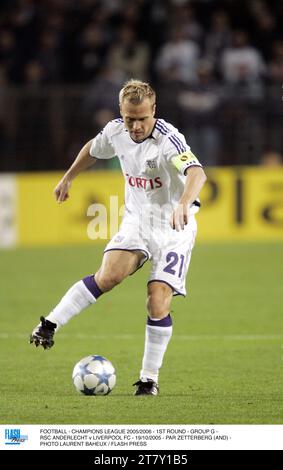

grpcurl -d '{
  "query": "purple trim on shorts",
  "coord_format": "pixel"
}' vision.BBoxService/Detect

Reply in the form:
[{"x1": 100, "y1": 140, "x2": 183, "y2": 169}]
[
  {"x1": 147, "y1": 279, "x2": 185, "y2": 297},
  {"x1": 83, "y1": 275, "x2": 103, "y2": 299},
  {"x1": 147, "y1": 314, "x2": 172, "y2": 327},
  {"x1": 103, "y1": 248, "x2": 149, "y2": 274}
]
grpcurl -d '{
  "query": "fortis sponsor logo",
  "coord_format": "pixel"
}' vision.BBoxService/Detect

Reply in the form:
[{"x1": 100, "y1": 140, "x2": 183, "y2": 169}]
[{"x1": 126, "y1": 174, "x2": 163, "y2": 189}]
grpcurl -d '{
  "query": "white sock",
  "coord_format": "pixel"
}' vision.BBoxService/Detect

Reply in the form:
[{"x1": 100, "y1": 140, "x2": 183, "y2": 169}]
[
  {"x1": 45, "y1": 280, "x2": 96, "y2": 330},
  {"x1": 140, "y1": 316, "x2": 173, "y2": 383}
]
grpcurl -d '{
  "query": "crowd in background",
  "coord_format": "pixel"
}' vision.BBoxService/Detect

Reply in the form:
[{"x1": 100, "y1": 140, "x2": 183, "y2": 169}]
[{"x1": 0, "y1": 0, "x2": 283, "y2": 170}]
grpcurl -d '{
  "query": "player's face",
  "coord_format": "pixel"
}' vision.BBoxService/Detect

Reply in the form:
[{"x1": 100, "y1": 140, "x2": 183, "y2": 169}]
[{"x1": 120, "y1": 98, "x2": 156, "y2": 143}]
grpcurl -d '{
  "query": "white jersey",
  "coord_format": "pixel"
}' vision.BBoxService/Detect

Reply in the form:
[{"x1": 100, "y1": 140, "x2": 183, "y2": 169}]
[{"x1": 90, "y1": 118, "x2": 202, "y2": 224}]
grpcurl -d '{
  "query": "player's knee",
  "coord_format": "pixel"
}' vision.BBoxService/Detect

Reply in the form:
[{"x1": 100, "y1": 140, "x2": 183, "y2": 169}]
[
  {"x1": 146, "y1": 283, "x2": 172, "y2": 319},
  {"x1": 147, "y1": 298, "x2": 165, "y2": 318},
  {"x1": 96, "y1": 269, "x2": 125, "y2": 291}
]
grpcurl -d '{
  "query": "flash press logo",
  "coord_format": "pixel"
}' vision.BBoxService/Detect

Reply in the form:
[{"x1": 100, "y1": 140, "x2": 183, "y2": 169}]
[{"x1": 5, "y1": 429, "x2": 28, "y2": 445}]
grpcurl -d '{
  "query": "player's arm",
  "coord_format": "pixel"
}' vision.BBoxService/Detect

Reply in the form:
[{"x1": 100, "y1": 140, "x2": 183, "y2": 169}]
[
  {"x1": 54, "y1": 140, "x2": 96, "y2": 203},
  {"x1": 171, "y1": 166, "x2": 207, "y2": 231}
]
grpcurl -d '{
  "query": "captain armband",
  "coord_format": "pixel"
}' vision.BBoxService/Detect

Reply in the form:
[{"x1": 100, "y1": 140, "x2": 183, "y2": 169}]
[{"x1": 172, "y1": 151, "x2": 201, "y2": 174}]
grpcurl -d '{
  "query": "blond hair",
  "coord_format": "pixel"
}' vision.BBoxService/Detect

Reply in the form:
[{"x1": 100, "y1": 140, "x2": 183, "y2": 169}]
[{"x1": 119, "y1": 79, "x2": 156, "y2": 105}]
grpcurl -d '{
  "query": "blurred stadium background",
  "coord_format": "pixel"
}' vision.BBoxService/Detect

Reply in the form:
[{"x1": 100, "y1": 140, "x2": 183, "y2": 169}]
[
  {"x1": 0, "y1": 0, "x2": 283, "y2": 246},
  {"x1": 0, "y1": 0, "x2": 283, "y2": 425}
]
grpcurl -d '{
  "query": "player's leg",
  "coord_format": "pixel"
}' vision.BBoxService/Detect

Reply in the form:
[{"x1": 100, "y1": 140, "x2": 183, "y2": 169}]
[
  {"x1": 146, "y1": 281, "x2": 173, "y2": 319},
  {"x1": 134, "y1": 217, "x2": 197, "y2": 395},
  {"x1": 30, "y1": 249, "x2": 144, "y2": 349},
  {"x1": 133, "y1": 281, "x2": 173, "y2": 396},
  {"x1": 95, "y1": 249, "x2": 144, "y2": 292}
]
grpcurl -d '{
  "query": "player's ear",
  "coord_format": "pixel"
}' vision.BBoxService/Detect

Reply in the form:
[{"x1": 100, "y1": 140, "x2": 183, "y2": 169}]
[{"x1": 152, "y1": 103, "x2": 156, "y2": 116}]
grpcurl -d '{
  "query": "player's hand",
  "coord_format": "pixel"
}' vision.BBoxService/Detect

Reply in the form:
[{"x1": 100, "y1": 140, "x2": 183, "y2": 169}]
[
  {"x1": 170, "y1": 203, "x2": 189, "y2": 231},
  {"x1": 53, "y1": 177, "x2": 72, "y2": 203}
]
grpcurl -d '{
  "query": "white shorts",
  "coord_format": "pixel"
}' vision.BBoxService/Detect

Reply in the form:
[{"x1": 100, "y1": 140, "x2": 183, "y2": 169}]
[{"x1": 104, "y1": 215, "x2": 197, "y2": 296}]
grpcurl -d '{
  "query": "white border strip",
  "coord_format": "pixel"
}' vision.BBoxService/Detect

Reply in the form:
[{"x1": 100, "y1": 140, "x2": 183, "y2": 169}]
[
  {"x1": 0, "y1": 174, "x2": 17, "y2": 248},
  {"x1": 1, "y1": 425, "x2": 283, "y2": 450}
]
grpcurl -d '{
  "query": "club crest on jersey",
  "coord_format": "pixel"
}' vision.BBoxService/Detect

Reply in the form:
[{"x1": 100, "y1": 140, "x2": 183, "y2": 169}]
[{"x1": 145, "y1": 159, "x2": 157, "y2": 169}]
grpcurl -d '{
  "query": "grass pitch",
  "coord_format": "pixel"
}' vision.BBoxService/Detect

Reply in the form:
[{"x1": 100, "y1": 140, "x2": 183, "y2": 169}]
[{"x1": 0, "y1": 242, "x2": 282, "y2": 424}]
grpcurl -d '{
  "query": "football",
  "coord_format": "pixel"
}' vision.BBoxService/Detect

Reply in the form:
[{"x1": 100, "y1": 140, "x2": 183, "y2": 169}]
[{"x1": 72, "y1": 355, "x2": 116, "y2": 396}]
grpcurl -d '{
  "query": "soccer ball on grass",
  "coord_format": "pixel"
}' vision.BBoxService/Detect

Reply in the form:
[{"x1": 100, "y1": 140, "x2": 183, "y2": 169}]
[{"x1": 72, "y1": 355, "x2": 116, "y2": 395}]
